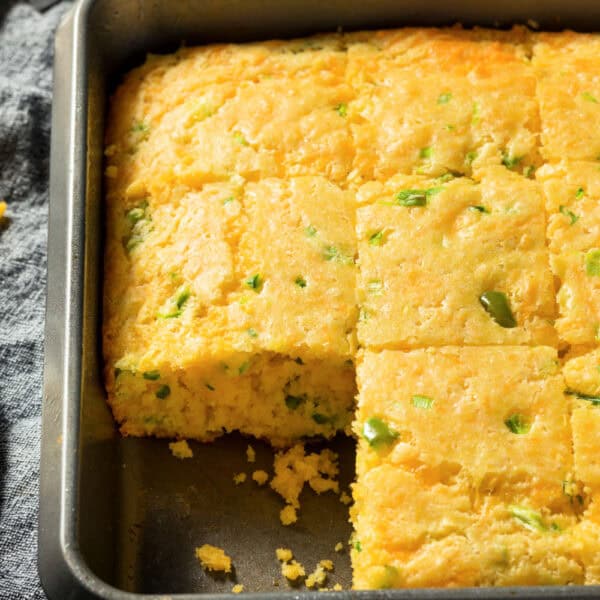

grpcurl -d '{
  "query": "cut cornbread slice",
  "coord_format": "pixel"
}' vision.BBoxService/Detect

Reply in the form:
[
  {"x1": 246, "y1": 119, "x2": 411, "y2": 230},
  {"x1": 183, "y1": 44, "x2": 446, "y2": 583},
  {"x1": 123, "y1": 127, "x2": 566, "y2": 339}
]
[
  {"x1": 351, "y1": 347, "x2": 582, "y2": 589},
  {"x1": 551, "y1": 252, "x2": 600, "y2": 346},
  {"x1": 356, "y1": 169, "x2": 556, "y2": 349},
  {"x1": 103, "y1": 178, "x2": 357, "y2": 445},
  {"x1": 563, "y1": 349, "x2": 600, "y2": 492},
  {"x1": 346, "y1": 29, "x2": 540, "y2": 182},
  {"x1": 354, "y1": 347, "x2": 572, "y2": 506},
  {"x1": 533, "y1": 32, "x2": 600, "y2": 162},
  {"x1": 351, "y1": 466, "x2": 582, "y2": 589},
  {"x1": 537, "y1": 162, "x2": 600, "y2": 254},
  {"x1": 104, "y1": 36, "x2": 354, "y2": 199}
]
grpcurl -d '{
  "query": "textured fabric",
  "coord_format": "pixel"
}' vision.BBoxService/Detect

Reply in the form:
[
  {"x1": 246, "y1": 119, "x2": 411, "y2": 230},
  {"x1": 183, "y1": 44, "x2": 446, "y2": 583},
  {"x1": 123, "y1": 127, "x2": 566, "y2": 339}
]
[{"x1": 0, "y1": 2, "x2": 72, "y2": 598}]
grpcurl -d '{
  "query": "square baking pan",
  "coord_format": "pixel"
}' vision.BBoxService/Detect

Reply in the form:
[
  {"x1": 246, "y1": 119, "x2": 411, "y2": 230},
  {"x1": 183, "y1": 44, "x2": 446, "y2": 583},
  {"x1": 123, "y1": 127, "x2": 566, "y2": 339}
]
[{"x1": 39, "y1": 0, "x2": 600, "y2": 598}]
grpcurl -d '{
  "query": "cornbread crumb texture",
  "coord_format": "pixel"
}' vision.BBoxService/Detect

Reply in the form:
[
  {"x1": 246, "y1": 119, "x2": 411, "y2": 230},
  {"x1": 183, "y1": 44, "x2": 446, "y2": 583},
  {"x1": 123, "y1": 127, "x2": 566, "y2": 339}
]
[
  {"x1": 195, "y1": 544, "x2": 232, "y2": 573},
  {"x1": 168, "y1": 439, "x2": 193, "y2": 459},
  {"x1": 356, "y1": 169, "x2": 556, "y2": 350},
  {"x1": 252, "y1": 470, "x2": 269, "y2": 485},
  {"x1": 351, "y1": 347, "x2": 586, "y2": 588},
  {"x1": 533, "y1": 33, "x2": 600, "y2": 162},
  {"x1": 276, "y1": 548, "x2": 305, "y2": 581},
  {"x1": 246, "y1": 445, "x2": 256, "y2": 463},
  {"x1": 232, "y1": 584, "x2": 244, "y2": 593},
  {"x1": 334, "y1": 542, "x2": 344, "y2": 552},
  {"x1": 538, "y1": 162, "x2": 600, "y2": 346},
  {"x1": 104, "y1": 175, "x2": 357, "y2": 444},
  {"x1": 280, "y1": 505, "x2": 298, "y2": 526}
]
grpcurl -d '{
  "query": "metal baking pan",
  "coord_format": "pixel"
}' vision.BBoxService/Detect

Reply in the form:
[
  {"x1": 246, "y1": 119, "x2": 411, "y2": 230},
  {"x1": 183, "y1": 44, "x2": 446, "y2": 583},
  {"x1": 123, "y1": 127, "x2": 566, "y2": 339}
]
[{"x1": 40, "y1": 0, "x2": 600, "y2": 598}]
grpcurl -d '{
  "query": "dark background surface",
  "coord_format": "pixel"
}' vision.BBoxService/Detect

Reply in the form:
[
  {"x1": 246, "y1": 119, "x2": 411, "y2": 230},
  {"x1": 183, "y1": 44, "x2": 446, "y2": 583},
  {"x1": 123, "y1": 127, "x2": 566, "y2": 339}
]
[{"x1": 0, "y1": 2, "x2": 71, "y2": 598}]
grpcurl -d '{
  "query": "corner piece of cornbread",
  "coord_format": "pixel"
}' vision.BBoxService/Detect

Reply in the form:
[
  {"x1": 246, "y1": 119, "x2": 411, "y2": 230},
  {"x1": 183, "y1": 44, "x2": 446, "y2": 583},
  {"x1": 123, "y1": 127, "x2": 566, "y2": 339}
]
[
  {"x1": 533, "y1": 32, "x2": 600, "y2": 162},
  {"x1": 356, "y1": 168, "x2": 556, "y2": 349},
  {"x1": 103, "y1": 175, "x2": 357, "y2": 446},
  {"x1": 351, "y1": 347, "x2": 584, "y2": 588}
]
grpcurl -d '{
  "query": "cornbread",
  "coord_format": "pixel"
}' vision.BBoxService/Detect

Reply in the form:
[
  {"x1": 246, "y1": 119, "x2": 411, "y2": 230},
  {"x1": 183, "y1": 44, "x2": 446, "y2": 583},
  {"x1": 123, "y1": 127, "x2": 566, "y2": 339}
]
[
  {"x1": 168, "y1": 439, "x2": 193, "y2": 459},
  {"x1": 351, "y1": 348, "x2": 582, "y2": 588},
  {"x1": 195, "y1": 544, "x2": 232, "y2": 573},
  {"x1": 103, "y1": 25, "x2": 600, "y2": 590}
]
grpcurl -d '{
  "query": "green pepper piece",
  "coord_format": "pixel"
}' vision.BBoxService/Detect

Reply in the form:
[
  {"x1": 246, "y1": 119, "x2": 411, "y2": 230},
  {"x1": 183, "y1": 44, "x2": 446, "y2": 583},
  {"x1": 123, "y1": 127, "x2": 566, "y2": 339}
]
[
  {"x1": 565, "y1": 389, "x2": 600, "y2": 405},
  {"x1": 156, "y1": 384, "x2": 170, "y2": 399},
  {"x1": 395, "y1": 187, "x2": 442, "y2": 207},
  {"x1": 143, "y1": 370, "x2": 160, "y2": 381},
  {"x1": 479, "y1": 291, "x2": 517, "y2": 328},
  {"x1": 285, "y1": 395, "x2": 304, "y2": 410},
  {"x1": 412, "y1": 395, "x2": 434, "y2": 409},
  {"x1": 585, "y1": 249, "x2": 600, "y2": 276},
  {"x1": 362, "y1": 417, "x2": 399, "y2": 449},
  {"x1": 508, "y1": 505, "x2": 547, "y2": 532},
  {"x1": 245, "y1": 274, "x2": 263, "y2": 290},
  {"x1": 504, "y1": 414, "x2": 531, "y2": 434},
  {"x1": 311, "y1": 413, "x2": 330, "y2": 425}
]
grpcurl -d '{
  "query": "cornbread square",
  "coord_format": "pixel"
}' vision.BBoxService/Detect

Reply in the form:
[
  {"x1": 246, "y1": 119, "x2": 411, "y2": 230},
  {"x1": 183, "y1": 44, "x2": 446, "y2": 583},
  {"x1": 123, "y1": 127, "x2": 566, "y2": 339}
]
[
  {"x1": 551, "y1": 252, "x2": 600, "y2": 346},
  {"x1": 346, "y1": 29, "x2": 540, "y2": 182},
  {"x1": 354, "y1": 347, "x2": 572, "y2": 501},
  {"x1": 356, "y1": 169, "x2": 556, "y2": 349},
  {"x1": 533, "y1": 33, "x2": 600, "y2": 162},
  {"x1": 104, "y1": 36, "x2": 354, "y2": 199},
  {"x1": 103, "y1": 177, "x2": 357, "y2": 445},
  {"x1": 563, "y1": 349, "x2": 600, "y2": 491},
  {"x1": 351, "y1": 347, "x2": 582, "y2": 588},
  {"x1": 538, "y1": 162, "x2": 600, "y2": 254},
  {"x1": 351, "y1": 467, "x2": 582, "y2": 589}
]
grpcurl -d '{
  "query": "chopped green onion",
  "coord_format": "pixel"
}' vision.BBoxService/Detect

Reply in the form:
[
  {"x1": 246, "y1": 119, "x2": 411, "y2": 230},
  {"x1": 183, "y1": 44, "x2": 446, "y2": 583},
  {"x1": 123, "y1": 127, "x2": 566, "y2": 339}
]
[
  {"x1": 131, "y1": 121, "x2": 150, "y2": 134},
  {"x1": 247, "y1": 328, "x2": 258, "y2": 338},
  {"x1": 157, "y1": 286, "x2": 191, "y2": 319},
  {"x1": 508, "y1": 505, "x2": 548, "y2": 532},
  {"x1": 335, "y1": 102, "x2": 348, "y2": 117},
  {"x1": 362, "y1": 417, "x2": 399, "y2": 449},
  {"x1": 585, "y1": 249, "x2": 600, "y2": 276},
  {"x1": 285, "y1": 395, "x2": 304, "y2": 410},
  {"x1": 143, "y1": 370, "x2": 160, "y2": 381},
  {"x1": 582, "y1": 91, "x2": 599, "y2": 104},
  {"x1": 238, "y1": 362, "x2": 250, "y2": 375},
  {"x1": 445, "y1": 123, "x2": 456, "y2": 131},
  {"x1": 419, "y1": 146, "x2": 433, "y2": 160},
  {"x1": 468, "y1": 205, "x2": 489, "y2": 214},
  {"x1": 436, "y1": 172, "x2": 456, "y2": 183},
  {"x1": 479, "y1": 291, "x2": 517, "y2": 328},
  {"x1": 205, "y1": 383, "x2": 215, "y2": 391},
  {"x1": 233, "y1": 131, "x2": 249, "y2": 145},
  {"x1": 312, "y1": 413, "x2": 330, "y2": 425},
  {"x1": 395, "y1": 187, "x2": 443, "y2": 207},
  {"x1": 114, "y1": 368, "x2": 122, "y2": 379},
  {"x1": 294, "y1": 275, "x2": 307, "y2": 288},
  {"x1": 354, "y1": 540, "x2": 362, "y2": 552},
  {"x1": 245, "y1": 273, "x2": 263, "y2": 290},
  {"x1": 155, "y1": 384, "x2": 170, "y2": 399},
  {"x1": 305, "y1": 224, "x2": 317, "y2": 237},
  {"x1": 126, "y1": 206, "x2": 146, "y2": 225},
  {"x1": 559, "y1": 205, "x2": 579, "y2": 225},
  {"x1": 222, "y1": 196, "x2": 235, "y2": 205},
  {"x1": 294, "y1": 357, "x2": 304, "y2": 365},
  {"x1": 323, "y1": 245, "x2": 354, "y2": 264},
  {"x1": 368, "y1": 231, "x2": 384, "y2": 246},
  {"x1": 465, "y1": 151, "x2": 477, "y2": 165},
  {"x1": 575, "y1": 187, "x2": 585, "y2": 200},
  {"x1": 437, "y1": 92, "x2": 452, "y2": 105},
  {"x1": 504, "y1": 414, "x2": 531, "y2": 434},
  {"x1": 366, "y1": 280, "x2": 383, "y2": 295},
  {"x1": 412, "y1": 395, "x2": 434, "y2": 409},
  {"x1": 523, "y1": 165, "x2": 536, "y2": 178},
  {"x1": 501, "y1": 152, "x2": 523, "y2": 170},
  {"x1": 471, "y1": 102, "x2": 481, "y2": 125},
  {"x1": 565, "y1": 388, "x2": 600, "y2": 405}
]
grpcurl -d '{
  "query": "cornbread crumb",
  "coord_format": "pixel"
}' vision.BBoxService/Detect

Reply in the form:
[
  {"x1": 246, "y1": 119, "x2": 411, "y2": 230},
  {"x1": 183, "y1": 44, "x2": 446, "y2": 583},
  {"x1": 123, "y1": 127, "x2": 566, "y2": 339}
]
[
  {"x1": 0, "y1": 200, "x2": 6, "y2": 219},
  {"x1": 306, "y1": 565, "x2": 327, "y2": 588},
  {"x1": 333, "y1": 583, "x2": 342, "y2": 591},
  {"x1": 339, "y1": 491, "x2": 352, "y2": 505},
  {"x1": 246, "y1": 445, "x2": 256, "y2": 463},
  {"x1": 280, "y1": 504, "x2": 298, "y2": 526},
  {"x1": 252, "y1": 470, "x2": 269, "y2": 485},
  {"x1": 319, "y1": 559, "x2": 334, "y2": 571},
  {"x1": 195, "y1": 544, "x2": 232, "y2": 573},
  {"x1": 276, "y1": 548, "x2": 293, "y2": 562},
  {"x1": 334, "y1": 542, "x2": 344, "y2": 553},
  {"x1": 270, "y1": 444, "x2": 339, "y2": 522},
  {"x1": 168, "y1": 440, "x2": 193, "y2": 459},
  {"x1": 281, "y1": 560, "x2": 305, "y2": 581},
  {"x1": 232, "y1": 584, "x2": 244, "y2": 594},
  {"x1": 233, "y1": 472, "x2": 247, "y2": 485}
]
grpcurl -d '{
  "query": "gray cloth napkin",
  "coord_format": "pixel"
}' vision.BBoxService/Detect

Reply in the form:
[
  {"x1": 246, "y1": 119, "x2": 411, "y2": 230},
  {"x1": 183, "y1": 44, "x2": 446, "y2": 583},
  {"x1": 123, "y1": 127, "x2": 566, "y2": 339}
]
[{"x1": 0, "y1": 2, "x2": 72, "y2": 598}]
